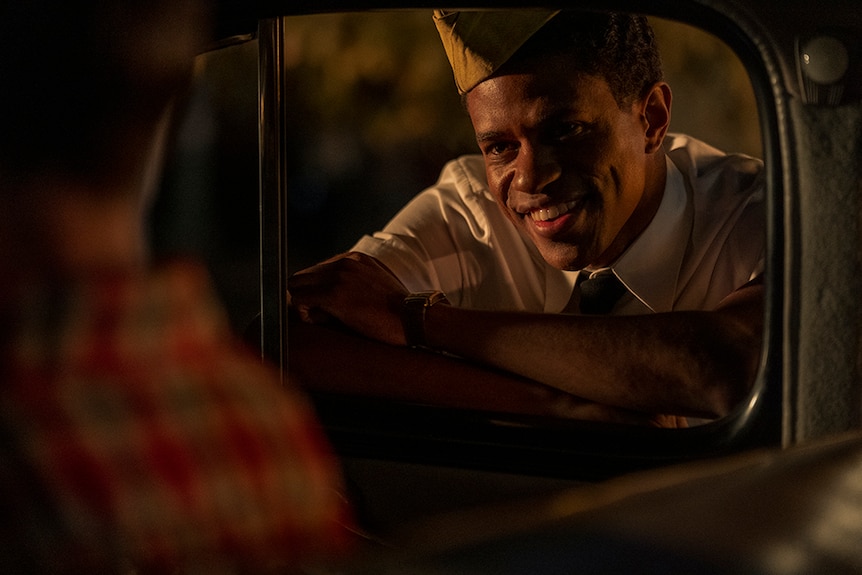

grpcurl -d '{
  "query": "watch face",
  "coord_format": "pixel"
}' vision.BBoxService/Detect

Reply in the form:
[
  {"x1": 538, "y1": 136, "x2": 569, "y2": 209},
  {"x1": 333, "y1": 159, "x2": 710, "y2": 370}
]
[
  {"x1": 404, "y1": 295, "x2": 430, "y2": 307},
  {"x1": 405, "y1": 291, "x2": 448, "y2": 307}
]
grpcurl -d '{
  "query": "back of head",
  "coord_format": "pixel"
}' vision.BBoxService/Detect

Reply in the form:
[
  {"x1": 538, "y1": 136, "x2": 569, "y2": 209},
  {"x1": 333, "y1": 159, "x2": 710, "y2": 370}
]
[{"x1": 0, "y1": 0, "x2": 212, "y2": 189}]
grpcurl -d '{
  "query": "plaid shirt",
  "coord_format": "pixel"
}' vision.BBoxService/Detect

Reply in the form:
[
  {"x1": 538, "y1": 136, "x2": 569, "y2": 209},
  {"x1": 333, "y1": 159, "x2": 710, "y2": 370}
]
[{"x1": 0, "y1": 262, "x2": 353, "y2": 573}]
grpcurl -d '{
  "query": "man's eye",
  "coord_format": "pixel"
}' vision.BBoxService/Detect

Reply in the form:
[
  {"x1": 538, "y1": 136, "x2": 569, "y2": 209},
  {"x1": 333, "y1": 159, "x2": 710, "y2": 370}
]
[
  {"x1": 484, "y1": 142, "x2": 515, "y2": 156},
  {"x1": 553, "y1": 123, "x2": 586, "y2": 141}
]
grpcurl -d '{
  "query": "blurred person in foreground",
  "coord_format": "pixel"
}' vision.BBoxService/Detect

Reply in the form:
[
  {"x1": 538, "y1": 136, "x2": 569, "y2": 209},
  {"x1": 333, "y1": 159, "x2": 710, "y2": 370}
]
[
  {"x1": 0, "y1": 1, "x2": 353, "y2": 572},
  {"x1": 288, "y1": 10, "x2": 764, "y2": 427}
]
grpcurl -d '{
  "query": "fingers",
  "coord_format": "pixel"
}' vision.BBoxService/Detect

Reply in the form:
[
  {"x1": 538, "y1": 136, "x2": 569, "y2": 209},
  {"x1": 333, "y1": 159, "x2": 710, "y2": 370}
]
[
  {"x1": 288, "y1": 252, "x2": 406, "y2": 302},
  {"x1": 288, "y1": 253, "x2": 355, "y2": 301},
  {"x1": 287, "y1": 252, "x2": 408, "y2": 340},
  {"x1": 287, "y1": 258, "x2": 342, "y2": 325},
  {"x1": 287, "y1": 291, "x2": 335, "y2": 325}
]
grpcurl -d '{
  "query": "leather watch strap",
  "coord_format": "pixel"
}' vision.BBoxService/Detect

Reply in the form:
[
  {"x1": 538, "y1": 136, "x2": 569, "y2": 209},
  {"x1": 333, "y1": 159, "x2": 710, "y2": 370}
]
[{"x1": 402, "y1": 291, "x2": 449, "y2": 349}]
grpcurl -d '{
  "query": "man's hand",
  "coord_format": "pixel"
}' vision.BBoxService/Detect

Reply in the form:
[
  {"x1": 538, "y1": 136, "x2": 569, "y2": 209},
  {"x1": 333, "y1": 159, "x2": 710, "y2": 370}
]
[{"x1": 288, "y1": 251, "x2": 410, "y2": 346}]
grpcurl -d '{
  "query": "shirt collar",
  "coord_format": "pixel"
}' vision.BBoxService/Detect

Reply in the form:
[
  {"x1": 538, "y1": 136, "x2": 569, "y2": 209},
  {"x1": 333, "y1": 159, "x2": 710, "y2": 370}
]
[{"x1": 610, "y1": 156, "x2": 691, "y2": 312}]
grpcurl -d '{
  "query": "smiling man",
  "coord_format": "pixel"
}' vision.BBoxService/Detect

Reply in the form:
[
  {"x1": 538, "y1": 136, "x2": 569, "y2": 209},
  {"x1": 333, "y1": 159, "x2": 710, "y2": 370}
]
[{"x1": 289, "y1": 10, "x2": 765, "y2": 425}]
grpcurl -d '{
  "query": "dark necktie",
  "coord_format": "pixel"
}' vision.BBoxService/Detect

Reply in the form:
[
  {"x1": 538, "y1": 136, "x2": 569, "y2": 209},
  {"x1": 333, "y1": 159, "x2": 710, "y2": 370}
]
[{"x1": 577, "y1": 270, "x2": 627, "y2": 315}]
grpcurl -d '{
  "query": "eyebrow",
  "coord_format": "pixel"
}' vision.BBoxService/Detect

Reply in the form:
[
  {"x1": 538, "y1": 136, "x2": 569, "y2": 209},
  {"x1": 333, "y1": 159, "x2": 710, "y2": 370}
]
[
  {"x1": 474, "y1": 111, "x2": 593, "y2": 145},
  {"x1": 474, "y1": 130, "x2": 508, "y2": 144}
]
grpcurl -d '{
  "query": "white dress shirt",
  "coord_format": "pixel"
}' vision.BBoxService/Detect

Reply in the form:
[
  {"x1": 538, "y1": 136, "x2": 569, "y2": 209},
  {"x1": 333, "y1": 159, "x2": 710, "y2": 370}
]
[{"x1": 353, "y1": 134, "x2": 765, "y2": 315}]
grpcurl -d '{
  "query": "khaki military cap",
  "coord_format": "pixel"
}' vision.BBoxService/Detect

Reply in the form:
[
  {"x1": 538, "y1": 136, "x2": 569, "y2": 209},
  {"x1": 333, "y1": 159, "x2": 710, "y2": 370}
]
[{"x1": 433, "y1": 9, "x2": 560, "y2": 94}]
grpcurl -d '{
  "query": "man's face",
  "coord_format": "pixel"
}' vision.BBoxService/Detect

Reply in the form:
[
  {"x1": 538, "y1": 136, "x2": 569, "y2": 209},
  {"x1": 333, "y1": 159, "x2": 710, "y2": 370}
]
[{"x1": 466, "y1": 55, "x2": 659, "y2": 271}]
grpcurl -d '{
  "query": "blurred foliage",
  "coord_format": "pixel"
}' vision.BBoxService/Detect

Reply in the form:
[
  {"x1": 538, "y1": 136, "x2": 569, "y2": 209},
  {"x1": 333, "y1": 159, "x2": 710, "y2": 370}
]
[
  {"x1": 283, "y1": 11, "x2": 762, "y2": 273},
  {"x1": 284, "y1": 12, "x2": 476, "y2": 272},
  {"x1": 651, "y1": 17, "x2": 761, "y2": 156}
]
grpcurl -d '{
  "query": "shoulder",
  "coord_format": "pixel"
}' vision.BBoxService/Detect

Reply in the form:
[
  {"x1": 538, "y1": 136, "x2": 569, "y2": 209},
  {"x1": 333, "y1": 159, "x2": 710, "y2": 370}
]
[
  {"x1": 664, "y1": 135, "x2": 766, "y2": 297},
  {"x1": 389, "y1": 153, "x2": 498, "y2": 231},
  {"x1": 435, "y1": 154, "x2": 492, "y2": 201},
  {"x1": 664, "y1": 133, "x2": 765, "y2": 229},
  {"x1": 664, "y1": 133, "x2": 764, "y2": 201}
]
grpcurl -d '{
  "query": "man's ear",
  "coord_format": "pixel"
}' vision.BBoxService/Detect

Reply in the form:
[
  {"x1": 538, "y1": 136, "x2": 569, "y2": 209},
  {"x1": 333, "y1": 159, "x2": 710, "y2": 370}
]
[{"x1": 642, "y1": 82, "x2": 672, "y2": 153}]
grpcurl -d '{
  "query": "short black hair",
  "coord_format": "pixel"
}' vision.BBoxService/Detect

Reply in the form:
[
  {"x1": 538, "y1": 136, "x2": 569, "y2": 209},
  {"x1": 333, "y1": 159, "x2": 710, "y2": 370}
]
[{"x1": 502, "y1": 11, "x2": 664, "y2": 108}]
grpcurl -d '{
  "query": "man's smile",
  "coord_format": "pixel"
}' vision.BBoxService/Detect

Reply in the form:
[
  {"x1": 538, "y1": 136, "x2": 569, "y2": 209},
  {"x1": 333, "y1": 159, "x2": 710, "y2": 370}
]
[{"x1": 528, "y1": 200, "x2": 578, "y2": 222}]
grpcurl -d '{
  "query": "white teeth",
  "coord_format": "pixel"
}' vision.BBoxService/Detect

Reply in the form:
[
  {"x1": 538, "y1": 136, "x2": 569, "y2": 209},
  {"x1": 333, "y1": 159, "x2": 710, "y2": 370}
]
[{"x1": 530, "y1": 201, "x2": 577, "y2": 222}]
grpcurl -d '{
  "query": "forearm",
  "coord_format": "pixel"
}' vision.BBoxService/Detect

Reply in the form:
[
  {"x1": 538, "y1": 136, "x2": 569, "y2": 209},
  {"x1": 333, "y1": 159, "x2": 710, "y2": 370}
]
[
  {"x1": 288, "y1": 320, "x2": 679, "y2": 425},
  {"x1": 289, "y1": 251, "x2": 761, "y2": 420},
  {"x1": 423, "y1": 305, "x2": 761, "y2": 418}
]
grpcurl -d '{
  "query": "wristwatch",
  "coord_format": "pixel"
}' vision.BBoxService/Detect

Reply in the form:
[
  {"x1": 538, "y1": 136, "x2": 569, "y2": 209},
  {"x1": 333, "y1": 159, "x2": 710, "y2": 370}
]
[{"x1": 402, "y1": 291, "x2": 449, "y2": 349}]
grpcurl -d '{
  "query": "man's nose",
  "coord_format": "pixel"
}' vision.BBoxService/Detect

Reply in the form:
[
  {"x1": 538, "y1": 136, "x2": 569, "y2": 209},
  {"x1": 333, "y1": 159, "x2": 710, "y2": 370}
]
[{"x1": 512, "y1": 144, "x2": 562, "y2": 197}]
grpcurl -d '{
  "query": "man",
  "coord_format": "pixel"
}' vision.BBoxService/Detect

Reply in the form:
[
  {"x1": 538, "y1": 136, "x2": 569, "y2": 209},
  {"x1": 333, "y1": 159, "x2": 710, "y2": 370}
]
[
  {"x1": 0, "y1": 1, "x2": 353, "y2": 571},
  {"x1": 289, "y1": 10, "x2": 764, "y2": 425}
]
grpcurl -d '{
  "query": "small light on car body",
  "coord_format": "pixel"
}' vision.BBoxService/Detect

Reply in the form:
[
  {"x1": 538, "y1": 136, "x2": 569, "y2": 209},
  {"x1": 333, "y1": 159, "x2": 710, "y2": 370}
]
[
  {"x1": 797, "y1": 34, "x2": 851, "y2": 106},
  {"x1": 801, "y1": 35, "x2": 850, "y2": 85}
]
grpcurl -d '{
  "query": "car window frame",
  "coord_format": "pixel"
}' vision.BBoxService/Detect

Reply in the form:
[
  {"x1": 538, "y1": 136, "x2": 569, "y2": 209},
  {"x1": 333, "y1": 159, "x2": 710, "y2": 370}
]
[{"x1": 256, "y1": 0, "x2": 786, "y2": 480}]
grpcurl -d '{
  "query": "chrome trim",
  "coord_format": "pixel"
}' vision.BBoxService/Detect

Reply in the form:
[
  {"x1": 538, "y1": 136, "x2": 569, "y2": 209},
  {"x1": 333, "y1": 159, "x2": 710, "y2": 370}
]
[{"x1": 258, "y1": 17, "x2": 286, "y2": 379}]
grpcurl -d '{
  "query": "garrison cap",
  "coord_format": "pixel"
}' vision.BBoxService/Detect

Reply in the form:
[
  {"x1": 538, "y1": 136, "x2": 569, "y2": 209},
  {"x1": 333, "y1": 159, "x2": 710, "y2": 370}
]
[{"x1": 433, "y1": 9, "x2": 560, "y2": 94}]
